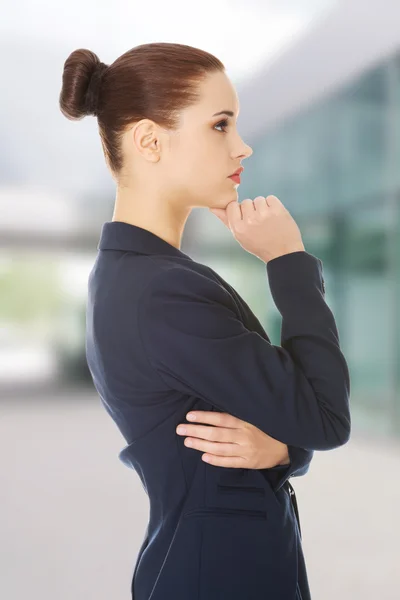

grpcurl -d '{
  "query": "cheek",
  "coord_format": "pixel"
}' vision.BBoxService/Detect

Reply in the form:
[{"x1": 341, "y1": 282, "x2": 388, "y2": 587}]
[
  {"x1": 180, "y1": 156, "x2": 212, "y2": 184},
  {"x1": 171, "y1": 140, "x2": 225, "y2": 190}
]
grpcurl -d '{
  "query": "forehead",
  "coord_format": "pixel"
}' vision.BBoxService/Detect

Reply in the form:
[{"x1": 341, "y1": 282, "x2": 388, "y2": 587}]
[{"x1": 197, "y1": 71, "x2": 240, "y2": 115}]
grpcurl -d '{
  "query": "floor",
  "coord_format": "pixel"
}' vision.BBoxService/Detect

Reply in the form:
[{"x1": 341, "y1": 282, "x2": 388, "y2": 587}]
[{"x1": 1, "y1": 386, "x2": 399, "y2": 599}]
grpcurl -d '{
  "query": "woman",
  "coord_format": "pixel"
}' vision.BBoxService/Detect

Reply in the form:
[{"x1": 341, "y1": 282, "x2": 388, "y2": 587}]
[{"x1": 59, "y1": 42, "x2": 351, "y2": 600}]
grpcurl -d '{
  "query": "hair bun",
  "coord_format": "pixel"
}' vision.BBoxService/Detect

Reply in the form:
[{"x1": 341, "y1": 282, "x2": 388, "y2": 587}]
[
  {"x1": 85, "y1": 61, "x2": 108, "y2": 116},
  {"x1": 59, "y1": 49, "x2": 109, "y2": 120}
]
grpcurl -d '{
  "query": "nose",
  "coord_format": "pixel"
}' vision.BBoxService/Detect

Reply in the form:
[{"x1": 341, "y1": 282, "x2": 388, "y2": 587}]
[
  {"x1": 233, "y1": 134, "x2": 253, "y2": 161},
  {"x1": 238, "y1": 143, "x2": 253, "y2": 160},
  {"x1": 244, "y1": 143, "x2": 253, "y2": 158},
  {"x1": 238, "y1": 137, "x2": 253, "y2": 159}
]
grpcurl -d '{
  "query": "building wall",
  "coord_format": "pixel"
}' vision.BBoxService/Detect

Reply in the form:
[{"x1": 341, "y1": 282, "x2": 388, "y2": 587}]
[{"x1": 236, "y1": 51, "x2": 400, "y2": 438}]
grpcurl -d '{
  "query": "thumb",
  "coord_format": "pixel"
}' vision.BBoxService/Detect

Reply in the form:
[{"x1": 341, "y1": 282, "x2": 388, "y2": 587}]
[{"x1": 209, "y1": 207, "x2": 229, "y2": 228}]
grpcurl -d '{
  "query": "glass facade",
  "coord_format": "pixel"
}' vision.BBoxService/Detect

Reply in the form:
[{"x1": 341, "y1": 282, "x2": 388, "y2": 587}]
[{"x1": 195, "y1": 51, "x2": 400, "y2": 439}]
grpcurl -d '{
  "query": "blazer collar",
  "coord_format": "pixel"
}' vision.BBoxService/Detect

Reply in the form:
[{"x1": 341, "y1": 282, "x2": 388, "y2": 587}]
[{"x1": 97, "y1": 220, "x2": 193, "y2": 261}]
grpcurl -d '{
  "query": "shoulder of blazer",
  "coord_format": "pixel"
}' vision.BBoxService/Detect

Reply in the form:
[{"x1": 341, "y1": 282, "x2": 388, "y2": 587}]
[{"x1": 137, "y1": 262, "x2": 240, "y2": 318}]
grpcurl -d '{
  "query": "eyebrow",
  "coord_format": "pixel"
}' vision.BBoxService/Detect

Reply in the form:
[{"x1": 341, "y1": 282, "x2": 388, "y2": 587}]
[{"x1": 212, "y1": 110, "x2": 237, "y2": 117}]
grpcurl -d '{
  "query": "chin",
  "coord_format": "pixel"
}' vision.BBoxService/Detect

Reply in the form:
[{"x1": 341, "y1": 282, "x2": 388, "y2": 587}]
[
  {"x1": 226, "y1": 188, "x2": 239, "y2": 204},
  {"x1": 205, "y1": 187, "x2": 238, "y2": 210}
]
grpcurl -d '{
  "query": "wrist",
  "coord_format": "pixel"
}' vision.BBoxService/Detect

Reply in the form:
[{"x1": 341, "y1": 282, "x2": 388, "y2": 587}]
[{"x1": 263, "y1": 247, "x2": 305, "y2": 264}]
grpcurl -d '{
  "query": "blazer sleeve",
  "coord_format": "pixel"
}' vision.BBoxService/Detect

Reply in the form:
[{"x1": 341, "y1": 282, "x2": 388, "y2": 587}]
[
  {"x1": 261, "y1": 445, "x2": 314, "y2": 492},
  {"x1": 219, "y1": 275, "x2": 314, "y2": 485},
  {"x1": 138, "y1": 251, "x2": 351, "y2": 452}
]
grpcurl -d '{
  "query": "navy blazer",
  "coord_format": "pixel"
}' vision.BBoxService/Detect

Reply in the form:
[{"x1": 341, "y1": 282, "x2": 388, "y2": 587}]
[{"x1": 85, "y1": 220, "x2": 351, "y2": 600}]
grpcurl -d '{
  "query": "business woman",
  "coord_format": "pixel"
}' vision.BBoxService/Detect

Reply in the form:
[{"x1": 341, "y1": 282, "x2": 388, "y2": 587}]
[{"x1": 60, "y1": 42, "x2": 351, "y2": 600}]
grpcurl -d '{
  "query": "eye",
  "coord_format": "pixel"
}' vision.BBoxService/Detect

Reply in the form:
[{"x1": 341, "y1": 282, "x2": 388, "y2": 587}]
[{"x1": 214, "y1": 118, "x2": 229, "y2": 133}]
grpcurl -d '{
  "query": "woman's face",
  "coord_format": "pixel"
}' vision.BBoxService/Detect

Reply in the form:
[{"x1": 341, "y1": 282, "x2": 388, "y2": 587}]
[
  {"x1": 123, "y1": 70, "x2": 253, "y2": 212},
  {"x1": 164, "y1": 70, "x2": 253, "y2": 209}
]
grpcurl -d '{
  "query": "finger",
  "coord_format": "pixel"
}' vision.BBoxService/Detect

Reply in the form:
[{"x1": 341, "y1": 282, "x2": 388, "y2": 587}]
[
  {"x1": 209, "y1": 207, "x2": 229, "y2": 227},
  {"x1": 253, "y1": 196, "x2": 270, "y2": 213},
  {"x1": 225, "y1": 198, "x2": 243, "y2": 226},
  {"x1": 178, "y1": 424, "x2": 239, "y2": 444},
  {"x1": 186, "y1": 411, "x2": 244, "y2": 429},
  {"x1": 239, "y1": 198, "x2": 257, "y2": 220},
  {"x1": 265, "y1": 194, "x2": 273, "y2": 207},
  {"x1": 184, "y1": 437, "x2": 241, "y2": 459},
  {"x1": 202, "y1": 453, "x2": 248, "y2": 468},
  {"x1": 184, "y1": 437, "x2": 242, "y2": 457},
  {"x1": 266, "y1": 194, "x2": 284, "y2": 210}
]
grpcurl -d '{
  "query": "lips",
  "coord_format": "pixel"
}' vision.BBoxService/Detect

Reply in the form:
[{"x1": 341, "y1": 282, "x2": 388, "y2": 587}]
[
  {"x1": 229, "y1": 173, "x2": 241, "y2": 183},
  {"x1": 229, "y1": 167, "x2": 244, "y2": 177}
]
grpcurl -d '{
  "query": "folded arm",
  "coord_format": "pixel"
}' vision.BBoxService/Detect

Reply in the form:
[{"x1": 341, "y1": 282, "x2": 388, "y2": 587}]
[{"x1": 138, "y1": 251, "x2": 351, "y2": 454}]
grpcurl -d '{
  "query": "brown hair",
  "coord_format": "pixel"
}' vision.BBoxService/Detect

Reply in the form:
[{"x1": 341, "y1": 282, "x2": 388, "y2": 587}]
[{"x1": 59, "y1": 42, "x2": 225, "y2": 181}]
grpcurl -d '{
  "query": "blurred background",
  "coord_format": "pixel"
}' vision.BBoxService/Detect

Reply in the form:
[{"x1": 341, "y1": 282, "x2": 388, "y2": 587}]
[{"x1": 1, "y1": 0, "x2": 399, "y2": 598}]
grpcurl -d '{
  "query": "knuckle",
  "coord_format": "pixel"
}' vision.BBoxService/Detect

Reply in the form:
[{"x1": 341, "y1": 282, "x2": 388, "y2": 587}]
[
  {"x1": 208, "y1": 428, "x2": 216, "y2": 442},
  {"x1": 233, "y1": 220, "x2": 245, "y2": 232},
  {"x1": 243, "y1": 428, "x2": 253, "y2": 441},
  {"x1": 216, "y1": 412, "x2": 225, "y2": 425}
]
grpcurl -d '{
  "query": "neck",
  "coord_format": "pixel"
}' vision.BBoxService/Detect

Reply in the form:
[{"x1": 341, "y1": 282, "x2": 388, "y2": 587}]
[{"x1": 112, "y1": 188, "x2": 192, "y2": 251}]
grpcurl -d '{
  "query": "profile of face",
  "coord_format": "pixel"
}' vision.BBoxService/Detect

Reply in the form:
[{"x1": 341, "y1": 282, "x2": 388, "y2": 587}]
[{"x1": 122, "y1": 70, "x2": 253, "y2": 211}]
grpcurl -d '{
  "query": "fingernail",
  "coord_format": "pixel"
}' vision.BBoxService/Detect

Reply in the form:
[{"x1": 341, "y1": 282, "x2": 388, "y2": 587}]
[{"x1": 187, "y1": 413, "x2": 196, "y2": 420}]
